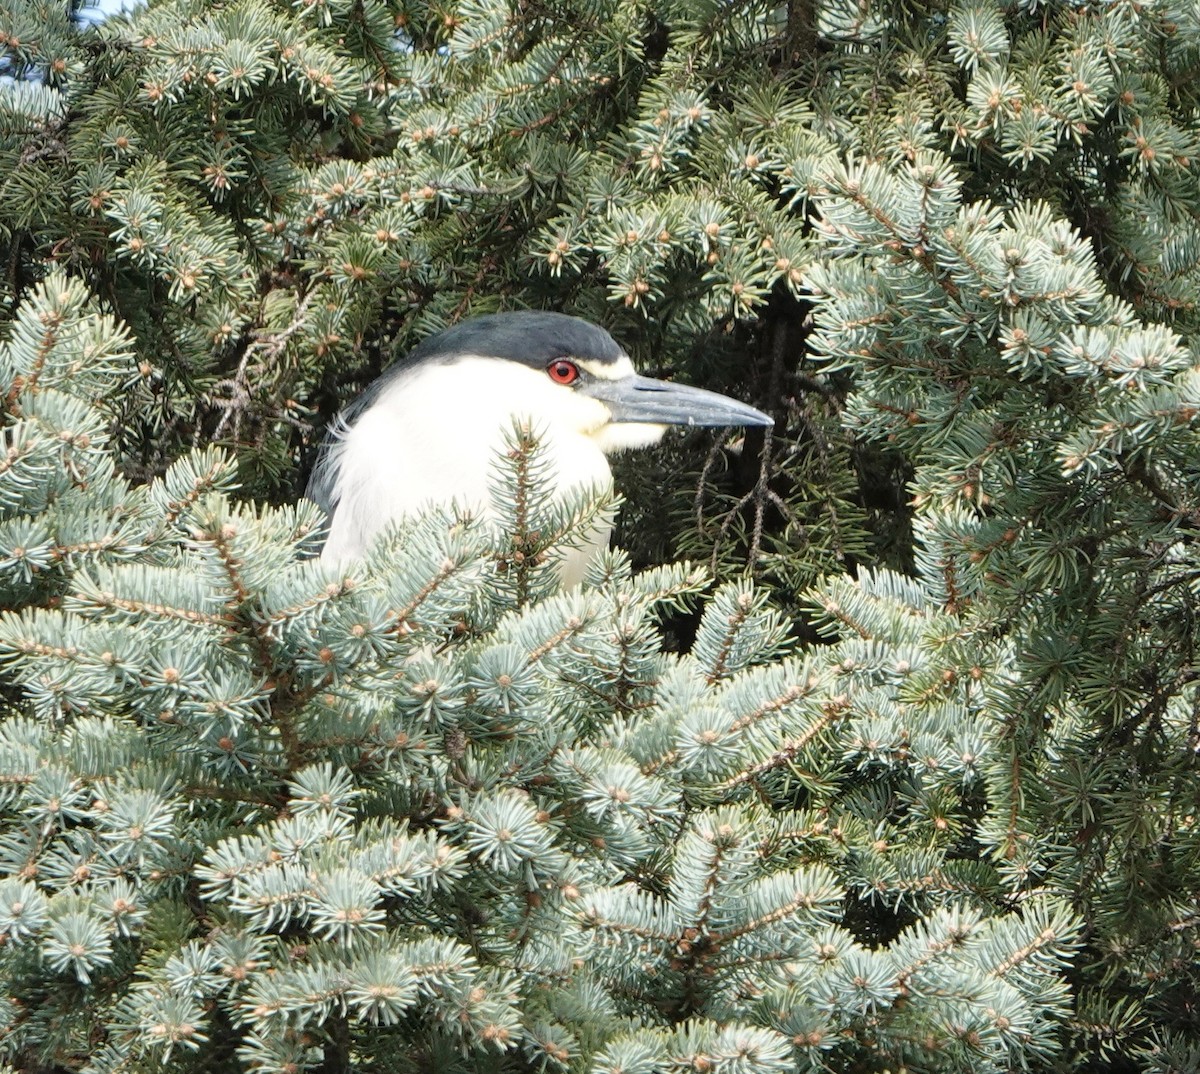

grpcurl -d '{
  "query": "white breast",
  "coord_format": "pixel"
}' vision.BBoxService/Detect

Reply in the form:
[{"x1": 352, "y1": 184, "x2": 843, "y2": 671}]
[{"x1": 319, "y1": 357, "x2": 618, "y2": 585}]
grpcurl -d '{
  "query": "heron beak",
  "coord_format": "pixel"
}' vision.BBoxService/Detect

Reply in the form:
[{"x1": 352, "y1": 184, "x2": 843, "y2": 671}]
[{"x1": 583, "y1": 375, "x2": 772, "y2": 428}]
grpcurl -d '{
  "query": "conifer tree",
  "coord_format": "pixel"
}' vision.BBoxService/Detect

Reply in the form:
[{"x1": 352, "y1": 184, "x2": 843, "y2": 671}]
[{"x1": 0, "y1": 1, "x2": 1198, "y2": 1072}]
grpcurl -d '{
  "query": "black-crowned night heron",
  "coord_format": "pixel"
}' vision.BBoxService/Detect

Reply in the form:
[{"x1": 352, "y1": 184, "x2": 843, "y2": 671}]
[{"x1": 307, "y1": 311, "x2": 771, "y2": 581}]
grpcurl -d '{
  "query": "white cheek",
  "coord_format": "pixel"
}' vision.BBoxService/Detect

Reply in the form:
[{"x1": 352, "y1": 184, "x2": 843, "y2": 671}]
[
  {"x1": 444, "y1": 358, "x2": 612, "y2": 442},
  {"x1": 591, "y1": 422, "x2": 667, "y2": 455}
]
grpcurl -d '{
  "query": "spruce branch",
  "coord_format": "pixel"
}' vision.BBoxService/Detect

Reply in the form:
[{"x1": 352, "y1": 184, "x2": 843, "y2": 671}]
[
  {"x1": 716, "y1": 694, "x2": 850, "y2": 793},
  {"x1": 210, "y1": 287, "x2": 323, "y2": 444}
]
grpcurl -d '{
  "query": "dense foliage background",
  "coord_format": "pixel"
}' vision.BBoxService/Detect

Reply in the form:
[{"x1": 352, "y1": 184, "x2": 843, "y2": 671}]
[{"x1": 0, "y1": 0, "x2": 1199, "y2": 1071}]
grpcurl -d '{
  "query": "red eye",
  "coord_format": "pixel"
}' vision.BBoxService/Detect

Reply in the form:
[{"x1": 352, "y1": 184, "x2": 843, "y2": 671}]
[{"x1": 547, "y1": 359, "x2": 580, "y2": 385}]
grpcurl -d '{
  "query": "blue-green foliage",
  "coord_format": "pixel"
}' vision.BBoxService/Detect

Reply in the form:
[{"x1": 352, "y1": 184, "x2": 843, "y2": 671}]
[
  {"x1": 0, "y1": 274, "x2": 1078, "y2": 1072},
  {"x1": 3, "y1": 0, "x2": 1200, "y2": 1069}
]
